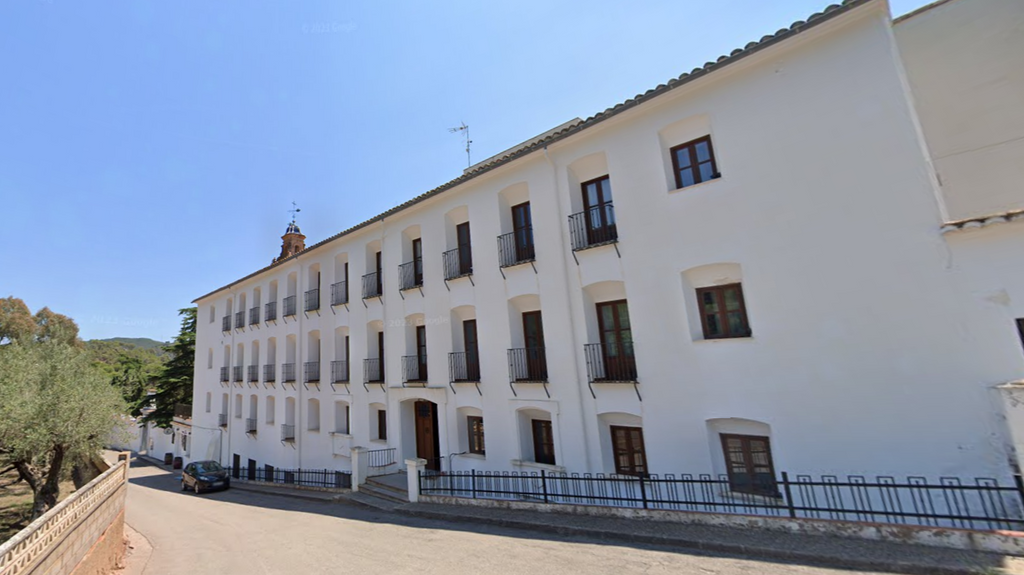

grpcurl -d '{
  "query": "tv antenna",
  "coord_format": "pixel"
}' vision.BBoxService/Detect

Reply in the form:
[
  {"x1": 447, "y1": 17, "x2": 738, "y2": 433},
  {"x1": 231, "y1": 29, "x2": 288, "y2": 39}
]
[
  {"x1": 288, "y1": 201, "x2": 301, "y2": 224},
  {"x1": 448, "y1": 122, "x2": 472, "y2": 168}
]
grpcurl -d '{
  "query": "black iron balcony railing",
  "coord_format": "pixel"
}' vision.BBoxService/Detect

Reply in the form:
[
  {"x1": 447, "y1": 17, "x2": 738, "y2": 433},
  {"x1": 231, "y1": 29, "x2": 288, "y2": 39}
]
[
  {"x1": 174, "y1": 404, "x2": 192, "y2": 420},
  {"x1": 442, "y1": 247, "x2": 473, "y2": 280},
  {"x1": 249, "y1": 306, "x2": 260, "y2": 325},
  {"x1": 449, "y1": 351, "x2": 481, "y2": 383},
  {"x1": 363, "y1": 358, "x2": 384, "y2": 384},
  {"x1": 568, "y1": 204, "x2": 618, "y2": 251},
  {"x1": 402, "y1": 355, "x2": 428, "y2": 383},
  {"x1": 218, "y1": 413, "x2": 228, "y2": 427},
  {"x1": 399, "y1": 259, "x2": 423, "y2": 291},
  {"x1": 265, "y1": 301, "x2": 277, "y2": 322},
  {"x1": 245, "y1": 418, "x2": 258, "y2": 434},
  {"x1": 283, "y1": 295, "x2": 297, "y2": 317},
  {"x1": 584, "y1": 342, "x2": 638, "y2": 382},
  {"x1": 497, "y1": 228, "x2": 536, "y2": 268},
  {"x1": 331, "y1": 281, "x2": 348, "y2": 306},
  {"x1": 331, "y1": 360, "x2": 349, "y2": 383},
  {"x1": 234, "y1": 311, "x2": 245, "y2": 329},
  {"x1": 368, "y1": 447, "x2": 396, "y2": 468},
  {"x1": 247, "y1": 365, "x2": 259, "y2": 383},
  {"x1": 304, "y1": 361, "x2": 321, "y2": 383},
  {"x1": 264, "y1": 364, "x2": 276, "y2": 383},
  {"x1": 221, "y1": 316, "x2": 231, "y2": 332},
  {"x1": 304, "y1": 289, "x2": 320, "y2": 312},
  {"x1": 281, "y1": 424, "x2": 295, "y2": 442},
  {"x1": 220, "y1": 366, "x2": 229, "y2": 383},
  {"x1": 282, "y1": 362, "x2": 296, "y2": 383},
  {"x1": 508, "y1": 347, "x2": 547, "y2": 382},
  {"x1": 233, "y1": 366, "x2": 243, "y2": 383},
  {"x1": 362, "y1": 272, "x2": 382, "y2": 299}
]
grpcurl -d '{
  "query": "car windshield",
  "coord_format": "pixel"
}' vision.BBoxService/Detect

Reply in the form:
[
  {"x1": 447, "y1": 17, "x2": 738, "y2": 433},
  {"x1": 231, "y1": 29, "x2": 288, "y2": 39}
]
[{"x1": 195, "y1": 462, "x2": 224, "y2": 474}]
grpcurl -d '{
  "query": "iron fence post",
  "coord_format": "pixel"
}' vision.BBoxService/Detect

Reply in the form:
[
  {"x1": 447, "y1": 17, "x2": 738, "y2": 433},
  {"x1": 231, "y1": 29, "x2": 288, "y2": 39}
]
[
  {"x1": 781, "y1": 472, "x2": 797, "y2": 518},
  {"x1": 471, "y1": 469, "x2": 477, "y2": 499},
  {"x1": 639, "y1": 475, "x2": 648, "y2": 510},
  {"x1": 541, "y1": 469, "x2": 549, "y2": 504},
  {"x1": 450, "y1": 470, "x2": 455, "y2": 497},
  {"x1": 1014, "y1": 474, "x2": 1024, "y2": 518}
]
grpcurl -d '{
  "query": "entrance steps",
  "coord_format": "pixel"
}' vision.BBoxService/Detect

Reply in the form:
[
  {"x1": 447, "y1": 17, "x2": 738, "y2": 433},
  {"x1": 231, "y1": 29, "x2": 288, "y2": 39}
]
[{"x1": 350, "y1": 473, "x2": 409, "y2": 508}]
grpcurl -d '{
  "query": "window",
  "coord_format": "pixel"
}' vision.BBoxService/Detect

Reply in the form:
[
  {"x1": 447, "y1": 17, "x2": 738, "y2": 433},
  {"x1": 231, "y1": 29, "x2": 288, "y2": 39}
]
[
  {"x1": 531, "y1": 419, "x2": 555, "y2": 465},
  {"x1": 696, "y1": 283, "x2": 750, "y2": 339},
  {"x1": 467, "y1": 416, "x2": 485, "y2": 455},
  {"x1": 581, "y1": 176, "x2": 616, "y2": 245},
  {"x1": 610, "y1": 426, "x2": 648, "y2": 476},
  {"x1": 377, "y1": 410, "x2": 387, "y2": 441},
  {"x1": 308, "y1": 399, "x2": 320, "y2": 431},
  {"x1": 334, "y1": 402, "x2": 350, "y2": 434},
  {"x1": 205, "y1": 392, "x2": 211, "y2": 413},
  {"x1": 671, "y1": 136, "x2": 719, "y2": 189},
  {"x1": 209, "y1": 305, "x2": 215, "y2": 323},
  {"x1": 720, "y1": 434, "x2": 778, "y2": 497},
  {"x1": 457, "y1": 222, "x2": 472, "y2": 275},
  {"x1": 234, "y1": 394, "x2": 242, "y2": 418}
]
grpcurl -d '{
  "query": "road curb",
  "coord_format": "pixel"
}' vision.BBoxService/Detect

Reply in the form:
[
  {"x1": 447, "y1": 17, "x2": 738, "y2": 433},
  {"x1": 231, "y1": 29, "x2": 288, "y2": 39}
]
[
  {"x1": 230, "y1": 482, "x2": 344, "y2": 504},
  {"x1": 396, "y1": 507, "x2": 993, "y2": 575}
]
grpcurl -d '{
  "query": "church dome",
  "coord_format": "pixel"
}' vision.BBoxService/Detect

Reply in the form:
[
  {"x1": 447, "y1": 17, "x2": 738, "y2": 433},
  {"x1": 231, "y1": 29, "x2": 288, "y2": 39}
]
[{"x1": 285, "y1": 222, "x2": 302, "y2": 235}]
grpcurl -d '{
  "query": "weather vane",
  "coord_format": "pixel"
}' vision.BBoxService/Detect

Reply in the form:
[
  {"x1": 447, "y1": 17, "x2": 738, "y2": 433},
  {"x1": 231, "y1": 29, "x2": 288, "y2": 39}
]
[
  {"x1": 448, "y1": 122, "x2": 472, "y2": 168},
  {"x1": 289, "y1": 201, "x2": 301, "y2": 224}
]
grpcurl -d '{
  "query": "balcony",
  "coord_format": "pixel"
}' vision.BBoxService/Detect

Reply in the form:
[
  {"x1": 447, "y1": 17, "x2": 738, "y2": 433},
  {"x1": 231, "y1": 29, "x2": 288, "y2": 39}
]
[
  {"x1": 362, "y1": 271, "x2": 382, "y2": 299},
  {"x1": 247, "y1": 365, "x2": 259, "y2": 384},
  {"x1": 232, "y1": 366, "x2": 243, "y2": 383},
  {"x1": 508, "y1": 347, "x2": 548, "y2": 382},
  {"x1": 304, "y1": 361, "x2": 321, "y2": 383},
  {"x1": 281, "y1": 424, "x2": 295, "y2": 442},
  {"x1": 331, "y1": 281, "x2": 348, "y2": 306},
  {"x1": 245, "y1": 418, "x2": 258, "y2": 434},
  {"x1": 449, "y1": 351, "x2": 481, "y2": 383},
  {"x1": 221, "y1": 316, "x2": 231, "y2": 332},
  {"x1": 283, "y1": 295, "x2": 297, "y2": 317},
  {"x1": 584, "y1": 342, "x2": 637, "y2": 382},
  {"x1": 219, "y1": 366, "x2": 229, "y2": 383},
  {"x1": 331, "y1": 360, "x2": 349, "y2": 383},
  {"x1": 443, "y1": 247, "x2": 473, "y2": 280},
  {"x1": 234, "y1": 311, "x2": 245, "y2": 329},
  {"x1": 218, "y1": 413, "x2": 228, "y2": 427},
  {"x1": 363, "y1": 358, "x2": 384, "y2": 384},
  {"x1": 304, "y1": 289, "x2": 320, "y2": 312},
  {"x1": 249, "y1": 306, "x2": 260, "y2": 325},
  {"x1": 568, "y1": 205, "x2": 618, "y2": 251},
  {"x1": 402, "y1": 355, "x2": 428, "y2": 384},
  {"x1": 263, "y1": 364, "x2": 276, "y2": 383},
  {"x1": 282, "y1": 363, "x2": 296, "y2": 383},
  {"x1": 399, "y1": 259, "x2": 423, "y2": 291},
  {"x1": 497, "y1": 228, "x2": 536, "y2": 268},
  {"x1": 265, "y1": 301, "x2": 277, "y2": 322}
]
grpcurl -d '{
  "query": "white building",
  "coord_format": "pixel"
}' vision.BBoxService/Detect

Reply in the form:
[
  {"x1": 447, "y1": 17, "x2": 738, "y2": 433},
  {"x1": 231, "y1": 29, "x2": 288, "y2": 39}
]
[{"x1": 189, "y1": 0, "x2": 1024, "y2": 493}]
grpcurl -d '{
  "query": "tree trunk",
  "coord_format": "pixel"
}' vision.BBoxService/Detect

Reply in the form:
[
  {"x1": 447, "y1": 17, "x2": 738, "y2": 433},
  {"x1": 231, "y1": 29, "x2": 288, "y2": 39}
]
[{"x1": 15, "y1": 445, "x2": 66, "y2": 520}]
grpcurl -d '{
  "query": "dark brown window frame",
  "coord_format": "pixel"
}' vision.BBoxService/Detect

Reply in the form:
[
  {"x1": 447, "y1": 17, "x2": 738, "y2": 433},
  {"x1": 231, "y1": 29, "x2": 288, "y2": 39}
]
[
  {"x1": 719, "y1": 433, "x2": 778, "y2": 497},
  {"x1": 670, "y1": 135, "x2": 720, "y2": 190},
  {"x1": 377, "y1": 409, "x2": 387, "y2": 441},
  {"x1": 610, "y1": 425, "x2": 647, "y2": 476},
  {"x1": 467, "y1": 415, "x2": 485, "y2": 455},
  {"x1": 696, "y1": 283, "x2": 751, "y2": 339},
  {"x1": 531, "y1": 419, "x2": 555, "y2": 465}
]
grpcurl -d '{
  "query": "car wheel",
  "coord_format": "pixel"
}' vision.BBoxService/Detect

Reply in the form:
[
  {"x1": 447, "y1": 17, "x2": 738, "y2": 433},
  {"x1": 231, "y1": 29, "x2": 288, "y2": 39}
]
[{"x1": 194, "y1": 482, "x2": 201, "y2": 494}]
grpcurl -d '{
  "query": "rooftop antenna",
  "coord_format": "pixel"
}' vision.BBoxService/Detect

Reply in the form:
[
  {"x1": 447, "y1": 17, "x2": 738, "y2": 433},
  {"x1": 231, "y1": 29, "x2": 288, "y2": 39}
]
[
  {"x1": 288, "y1": 201, "x2": 301, "y2": 225},
  {"x1": 448, "y1": 122, "x2": 472, "y2": 168}
]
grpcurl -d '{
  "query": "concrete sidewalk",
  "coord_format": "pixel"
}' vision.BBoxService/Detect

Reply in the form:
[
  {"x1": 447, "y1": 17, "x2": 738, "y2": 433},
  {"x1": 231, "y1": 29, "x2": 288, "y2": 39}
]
[{"x1": 130, "y1": 456, "x2": 1023, "y2": 574}]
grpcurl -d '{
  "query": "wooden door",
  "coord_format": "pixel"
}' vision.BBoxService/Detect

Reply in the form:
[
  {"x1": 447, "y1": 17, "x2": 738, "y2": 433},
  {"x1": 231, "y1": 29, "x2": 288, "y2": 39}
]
[
  {"x1": 377, "y1": 331, "x2": 385, "y2": 382},
  {"x1": 582, "y1": 176, "x2": 615, "y2": 244},
  {"x1": 456, "y1": 222, "x2": 472, "y2": 274},
  {"x1": 412, "y1": 238, "x2": 423, "y2": 285},
  {"x1": 232, "y1": 453, "x2": 240, "y2": 479},
  {"x1": 511, "y1": 202, "x2": 534, "y2": 261},
  {"x1": 523, "y1": 311, "x2": 546, "y2": 380},
  {"x1": 415, "y1": 325, "x2": 427, "y2": 381},
  {"x1": 375, "y1": 251, "x2": 383, "y2": 294},
  {"x1": 596, "y1": 300, "x2": 635, "y2": 380},
  {"x1": 414, "y1": 400, "x2": 439, "y2": 471},
  {"x1": 463, "y1": 319, "x2": 479, "y2": 381}
]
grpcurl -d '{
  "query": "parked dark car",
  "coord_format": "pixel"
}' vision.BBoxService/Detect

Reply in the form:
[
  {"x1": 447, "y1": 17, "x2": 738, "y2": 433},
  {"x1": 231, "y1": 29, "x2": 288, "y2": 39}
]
[{"x1": 181, "y1": 460, "x2": 230, "y2": 494}]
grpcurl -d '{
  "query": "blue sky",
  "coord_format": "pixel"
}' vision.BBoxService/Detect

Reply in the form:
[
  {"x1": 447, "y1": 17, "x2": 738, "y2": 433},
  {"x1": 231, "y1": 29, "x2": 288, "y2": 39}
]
[{"x1": 0, "y1": 0, "x2": 931, "y2": 342}]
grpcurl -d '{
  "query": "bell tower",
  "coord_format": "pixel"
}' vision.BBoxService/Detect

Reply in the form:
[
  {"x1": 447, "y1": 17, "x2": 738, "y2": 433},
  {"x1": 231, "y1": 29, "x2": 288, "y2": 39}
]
[{"x1": 274, "y1": 203, "x2": 306, "y2": 263}]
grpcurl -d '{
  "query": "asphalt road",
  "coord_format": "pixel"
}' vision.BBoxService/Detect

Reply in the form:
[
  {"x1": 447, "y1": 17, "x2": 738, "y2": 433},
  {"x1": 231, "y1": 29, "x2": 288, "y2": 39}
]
[{"x1": 124, "y1": 461, "x2": 892, "y2": 575}]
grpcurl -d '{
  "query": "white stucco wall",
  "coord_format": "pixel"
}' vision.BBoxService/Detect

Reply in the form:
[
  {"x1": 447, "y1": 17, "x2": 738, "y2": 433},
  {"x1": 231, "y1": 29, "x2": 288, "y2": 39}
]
[{"x1": 191, "y1": 0, "x2": 1023, "y2": 483}]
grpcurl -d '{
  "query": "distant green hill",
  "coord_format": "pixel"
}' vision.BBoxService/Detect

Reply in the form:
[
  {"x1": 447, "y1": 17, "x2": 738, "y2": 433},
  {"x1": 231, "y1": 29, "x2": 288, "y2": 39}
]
[
  {"x1": 92, "y1": 337, "x2": 167, "y2": 351},
  {"x1": 85, "y1": 338, "x2": 169, "y2": 381}
]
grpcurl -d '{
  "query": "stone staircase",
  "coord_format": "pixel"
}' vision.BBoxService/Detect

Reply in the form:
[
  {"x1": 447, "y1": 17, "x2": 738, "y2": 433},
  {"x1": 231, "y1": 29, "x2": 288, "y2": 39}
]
[{"x1": 343, "y1": 473, "x2": 409, "y2": 510}]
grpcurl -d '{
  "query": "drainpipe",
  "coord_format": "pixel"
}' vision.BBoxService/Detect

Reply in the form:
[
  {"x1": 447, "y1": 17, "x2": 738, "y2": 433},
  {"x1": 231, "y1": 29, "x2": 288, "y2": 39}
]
[{"x1": 542, "y1": 146, "x2": 594, "y2": 472}]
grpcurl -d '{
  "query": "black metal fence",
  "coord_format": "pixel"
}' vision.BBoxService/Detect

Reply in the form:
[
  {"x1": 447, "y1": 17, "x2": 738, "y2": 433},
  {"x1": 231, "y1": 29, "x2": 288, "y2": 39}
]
[
  {"x1": 280, "y1": 424, "x2": 295, "y2": 442},
  {"x1": 568, "y1": 205, "x2": 618, "y2": 251},
  {"x1": 584, "y1": 342, "x2": 637, "y2": 382},
  {"x1": 218, "y1": 413, "x2": 228, "y2": 427},
  {"x1": 265, "y1": 301, "x2": 277, "y2": 322},
  {"x1": 364, "y1": 358, "x2": 383, "y2": 384},
  {"x1": 220, "y1": 367, "x2": 229, "y2": 383},
  {"x1": 282, "y1": 363, "x2": 296, "y2": 383},
  {"x1": 443, "y1": 247, "x2": 472, "y2": 280},
  {"x1": 245, "y1": 418, "x2": 257, "y2": 433},
  {"x1": 227, "y1": 466, "x2": 351, "y2": 489},
  {"x1": 402, "y1": 355, "x2": 427, "y2": 383},
  {"x1": 331, "y1": 281, "x2": 348, "y2": 306},
  {"x1": 283, "y1": 295, "x2": 297, "y2": 317},
  {"x1": 304, "y1": 288, "x2": 320, "y2": 312},
  {"x1": 399, "y1": 259, "x2": 422, "y2": 290},
  {"x1": 419, "y1": 470, "x2": 1024, "y2": 531},
  {"x1": 368, "y1": 448, "x2": 397, "y2": 468},
  {"x1": 263, "y1": 363, "x2": 276, "y2": 383},
  {"x1": 508, "y1": 347, "x2": 547, "y2": 382},
  {"x1": 304, "y1": 361, "x2": 320, "y2": 383},
  {"x1": 222, "y1": 316, "x2": 231, "y2": 332},
  {"x1": 249, "y1": 306, "x2": 260, "y2": 325},
  {"x1": 232, "y1": 366, "x2": 243, "y2": 383},
  {"x1": 449, "y1": 351, "x2": 481, "y2": 383},
  {"x1": 247, "y1": 365, "x2": 259, "y2": 383},
  {"x1": 234, "y1": 311, "x2": 245, "y2": 329},
  {"x1": 497, "y1": 229, "x2": 535, "y2": 268},
  {"x1": 362, "y1": 272, "x2": 382, "y2": 299},
  {"x1": 331, "y1": 360, "x2": 349, "y2": 383}
]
